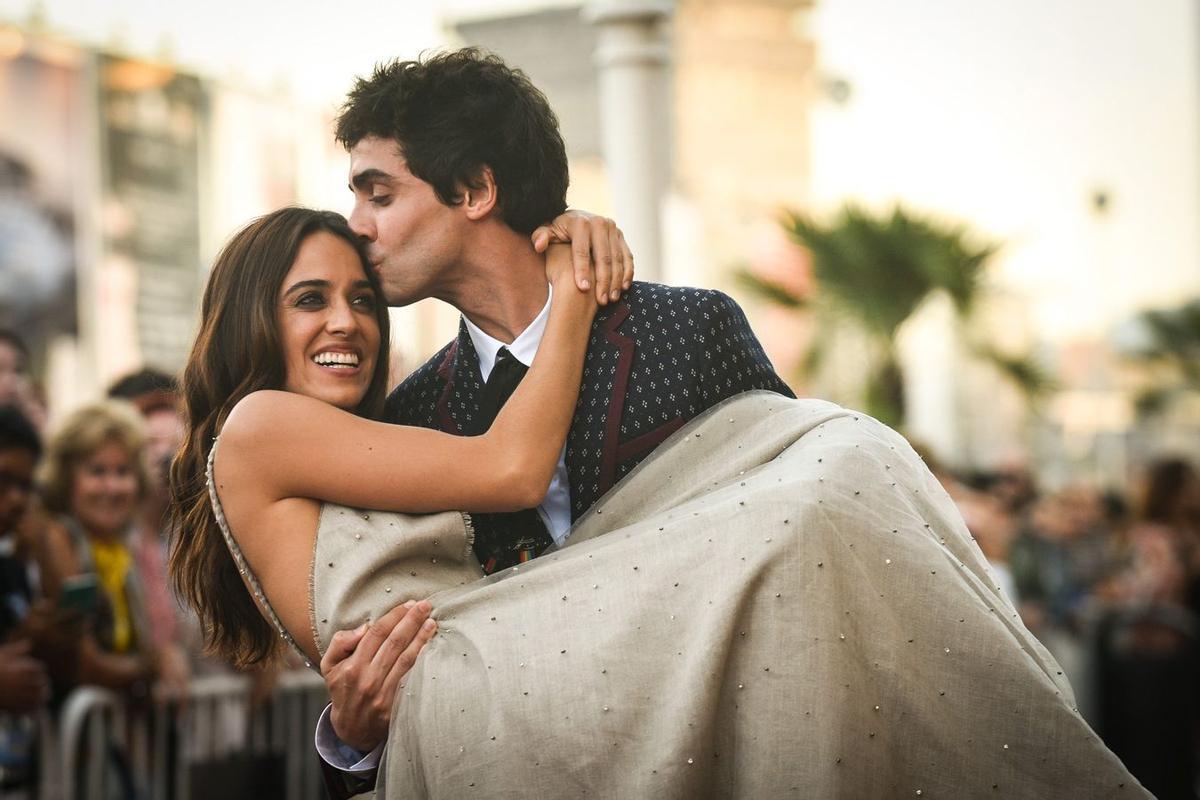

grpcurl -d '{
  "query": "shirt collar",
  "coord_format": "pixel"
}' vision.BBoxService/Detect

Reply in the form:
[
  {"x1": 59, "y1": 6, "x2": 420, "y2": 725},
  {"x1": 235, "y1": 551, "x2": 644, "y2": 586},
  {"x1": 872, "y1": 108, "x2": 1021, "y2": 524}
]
[{"x1": 462, "y1": 284, "x2": 553, "y2": 382}]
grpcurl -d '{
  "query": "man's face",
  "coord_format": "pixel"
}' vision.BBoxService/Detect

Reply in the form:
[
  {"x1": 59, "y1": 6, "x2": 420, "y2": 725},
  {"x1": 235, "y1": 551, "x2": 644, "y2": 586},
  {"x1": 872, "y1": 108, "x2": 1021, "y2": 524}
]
[
  {"x1": 143, "y1": 407, "x2": 183, "y2": 503},
  {"x1": 0, "y1": 342, "x2": 28, "y2": 406},
  {"x1": 347, "y1": 136, "x2": 465, "y2": 306},
  {"x1": 0, "y1": 447, "x2": 35, "y2": 535}
]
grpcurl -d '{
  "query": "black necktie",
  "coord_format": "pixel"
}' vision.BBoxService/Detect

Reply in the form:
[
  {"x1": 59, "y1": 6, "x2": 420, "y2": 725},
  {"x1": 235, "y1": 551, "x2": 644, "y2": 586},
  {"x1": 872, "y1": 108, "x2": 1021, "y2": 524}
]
[
  {"x1": 479, "y1": 347, "x2": 528, "y2": 424},
  {"x1": 474, "y1": 348, "x2": 554, "y2": 573}
]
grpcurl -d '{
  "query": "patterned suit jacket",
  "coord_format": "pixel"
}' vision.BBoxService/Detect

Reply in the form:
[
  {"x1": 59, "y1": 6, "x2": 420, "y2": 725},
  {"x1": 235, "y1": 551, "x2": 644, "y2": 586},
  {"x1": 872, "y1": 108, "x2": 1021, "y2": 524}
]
[{"x1": 385, "y1": 281, "x2": 795, "y2": 562}]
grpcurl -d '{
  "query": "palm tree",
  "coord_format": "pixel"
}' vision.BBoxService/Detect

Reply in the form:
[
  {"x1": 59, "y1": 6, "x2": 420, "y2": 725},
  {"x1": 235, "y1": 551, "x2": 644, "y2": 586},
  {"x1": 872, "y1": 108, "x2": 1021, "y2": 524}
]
[
  {"x1": 737, "y1": 204, "x2": 1047, "y2": 427},
  {"x1": 1123, "y1": 298, "x2": 1200, "y2": 416}
]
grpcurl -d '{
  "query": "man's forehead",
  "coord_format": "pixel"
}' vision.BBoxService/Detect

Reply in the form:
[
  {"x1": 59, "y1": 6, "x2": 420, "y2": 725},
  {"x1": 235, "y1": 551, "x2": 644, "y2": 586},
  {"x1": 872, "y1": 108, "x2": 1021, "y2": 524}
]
[{"x1": 349, "y1": 136, "x2": 407, "y2": 174}]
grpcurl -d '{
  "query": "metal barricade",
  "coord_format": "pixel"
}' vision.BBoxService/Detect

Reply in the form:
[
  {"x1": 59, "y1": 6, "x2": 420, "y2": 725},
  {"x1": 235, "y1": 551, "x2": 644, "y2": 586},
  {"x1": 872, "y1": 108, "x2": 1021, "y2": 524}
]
[{"x1": 52, "y1": 669, "x2": 329, "y2": 800}]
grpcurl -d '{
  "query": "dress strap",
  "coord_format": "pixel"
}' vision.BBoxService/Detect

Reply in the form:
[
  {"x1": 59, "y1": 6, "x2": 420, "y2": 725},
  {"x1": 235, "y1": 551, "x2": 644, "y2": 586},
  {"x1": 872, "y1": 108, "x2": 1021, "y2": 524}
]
[{"x1": 206, "y1": 439, "x2": 313, "y2": 669}]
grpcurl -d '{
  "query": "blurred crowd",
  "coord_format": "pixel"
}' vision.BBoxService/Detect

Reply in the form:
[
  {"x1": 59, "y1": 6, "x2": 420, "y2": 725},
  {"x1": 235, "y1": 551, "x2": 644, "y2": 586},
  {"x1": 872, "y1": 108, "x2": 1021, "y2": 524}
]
[
  {"x1": 941, "y1": 451, "x2": 1200, "y2": 800},
  {"x1": 0, "y1": 328, "x2": 283, "y2": 798},
  {"x1": 0, "y1": 322, "x2": 1196, "y2": 797}
]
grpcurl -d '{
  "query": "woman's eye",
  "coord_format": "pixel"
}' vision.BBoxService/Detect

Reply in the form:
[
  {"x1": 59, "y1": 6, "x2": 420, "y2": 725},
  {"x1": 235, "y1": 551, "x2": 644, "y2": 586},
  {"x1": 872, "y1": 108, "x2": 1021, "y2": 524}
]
[
  {"x1": 296, "y1": 292, "x2": 325, "y2": 307},
  {"x1": 353, "y1": 294, "x2": 378, "y2": 310}
]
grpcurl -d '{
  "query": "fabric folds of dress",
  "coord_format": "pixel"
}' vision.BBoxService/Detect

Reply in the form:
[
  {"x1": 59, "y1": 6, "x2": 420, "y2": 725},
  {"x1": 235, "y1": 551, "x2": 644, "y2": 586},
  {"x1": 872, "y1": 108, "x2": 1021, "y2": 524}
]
[{"x1": 296, "y1": 393, "x2": 1148, "y2": 798}]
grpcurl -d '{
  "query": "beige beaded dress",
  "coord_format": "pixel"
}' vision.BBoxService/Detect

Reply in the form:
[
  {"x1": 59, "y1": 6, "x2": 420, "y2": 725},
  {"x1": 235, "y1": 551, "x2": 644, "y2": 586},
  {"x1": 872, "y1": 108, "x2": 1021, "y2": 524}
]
[{"x1": 211, "y1": 393, "x2": 1148, "y2": 798}]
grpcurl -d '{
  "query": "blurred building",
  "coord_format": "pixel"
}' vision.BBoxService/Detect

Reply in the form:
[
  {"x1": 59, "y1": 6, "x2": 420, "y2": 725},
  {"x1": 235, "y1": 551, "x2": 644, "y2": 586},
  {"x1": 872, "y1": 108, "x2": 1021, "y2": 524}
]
[
  {"x1": 0, "y1": 32, "x2": 346, "y2": 421},
  {"x1": 451, "y1": 0, "x2": 814, "y2": 284}
]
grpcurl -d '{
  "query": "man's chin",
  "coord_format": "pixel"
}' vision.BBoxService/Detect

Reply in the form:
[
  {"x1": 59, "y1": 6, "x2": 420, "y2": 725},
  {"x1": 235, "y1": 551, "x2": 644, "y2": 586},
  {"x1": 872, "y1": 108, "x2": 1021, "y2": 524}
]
[{"x1": 382, "y1": 286, "x2": 421, "y2": 307}]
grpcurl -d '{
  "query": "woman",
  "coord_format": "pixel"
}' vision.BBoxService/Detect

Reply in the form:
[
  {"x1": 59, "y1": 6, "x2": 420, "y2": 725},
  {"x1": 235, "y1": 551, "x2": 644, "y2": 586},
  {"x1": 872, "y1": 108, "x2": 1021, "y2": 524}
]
[
  {"x1": 37, "y1": 401, "x2": 187, "y2": 700},
  {"x1": 173, "y1": 207, "x2": 1148, "y2": 798}
]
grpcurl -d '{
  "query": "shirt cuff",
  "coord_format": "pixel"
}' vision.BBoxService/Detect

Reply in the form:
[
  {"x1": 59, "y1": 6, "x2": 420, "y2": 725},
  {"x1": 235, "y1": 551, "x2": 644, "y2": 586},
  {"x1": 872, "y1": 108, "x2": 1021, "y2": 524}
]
[{"x1": 314, "y1": 703, "x2": 384, "y2": 774}]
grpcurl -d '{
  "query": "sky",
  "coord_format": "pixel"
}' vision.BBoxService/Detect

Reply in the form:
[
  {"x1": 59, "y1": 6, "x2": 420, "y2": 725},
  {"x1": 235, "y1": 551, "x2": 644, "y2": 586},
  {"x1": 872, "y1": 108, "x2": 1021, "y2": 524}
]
[
  {"x1": 807, "y1": 0, "x2": 1200, "y2": 337},
  {"x1": 0, "y1": 0, "x2": 445, "y2": 106}
]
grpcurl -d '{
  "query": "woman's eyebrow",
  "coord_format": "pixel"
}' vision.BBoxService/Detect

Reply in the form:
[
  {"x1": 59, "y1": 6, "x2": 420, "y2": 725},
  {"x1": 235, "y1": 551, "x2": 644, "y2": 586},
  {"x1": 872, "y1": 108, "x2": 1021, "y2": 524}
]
[{"x1": 283, "y1": 279, "x2": 330, "y2": 295}]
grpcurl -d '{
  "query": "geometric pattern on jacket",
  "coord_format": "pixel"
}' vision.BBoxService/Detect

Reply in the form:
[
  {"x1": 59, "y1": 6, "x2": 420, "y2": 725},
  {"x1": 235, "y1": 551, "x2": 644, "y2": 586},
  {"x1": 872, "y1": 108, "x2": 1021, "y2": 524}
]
[{"x1": 384, "y1": 281, "x2": 795, "y2": 572}]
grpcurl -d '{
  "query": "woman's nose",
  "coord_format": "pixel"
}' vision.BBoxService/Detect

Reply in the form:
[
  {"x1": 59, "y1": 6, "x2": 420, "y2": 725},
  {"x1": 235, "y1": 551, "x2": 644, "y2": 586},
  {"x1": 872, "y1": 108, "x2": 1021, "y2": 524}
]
[
  {"x1": 326, "y1": 300, "x2": 358, "y2": 336},
  {"x1": 102, "y1": 473, "x2": 130, "y2": 494}
]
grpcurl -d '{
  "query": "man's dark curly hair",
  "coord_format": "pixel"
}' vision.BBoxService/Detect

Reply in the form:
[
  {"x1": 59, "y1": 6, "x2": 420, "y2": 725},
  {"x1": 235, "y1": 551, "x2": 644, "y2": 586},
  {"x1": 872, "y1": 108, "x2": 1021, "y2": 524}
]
[{"x1": 335, "y1": 48, "x2": 568, "y2": 236}]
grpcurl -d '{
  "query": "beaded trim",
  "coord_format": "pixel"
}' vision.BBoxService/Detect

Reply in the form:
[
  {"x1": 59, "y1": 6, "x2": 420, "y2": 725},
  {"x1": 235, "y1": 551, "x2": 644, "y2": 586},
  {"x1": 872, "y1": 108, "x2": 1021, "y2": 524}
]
[{"x1": 206, "y1": 440, "x2": 313, "y2": 669}]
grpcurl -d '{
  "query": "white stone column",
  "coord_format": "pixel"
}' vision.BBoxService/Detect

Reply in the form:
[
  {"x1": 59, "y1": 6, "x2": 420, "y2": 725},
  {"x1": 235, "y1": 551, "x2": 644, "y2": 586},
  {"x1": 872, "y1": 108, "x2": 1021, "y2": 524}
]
[{"x1": 585, "y1": 0, "x2": 673, "y2": 281}]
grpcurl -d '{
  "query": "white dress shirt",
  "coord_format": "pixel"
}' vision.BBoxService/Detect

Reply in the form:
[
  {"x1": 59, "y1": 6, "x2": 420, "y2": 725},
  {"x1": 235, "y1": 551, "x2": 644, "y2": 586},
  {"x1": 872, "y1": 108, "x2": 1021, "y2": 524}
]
[
  {"x1": 316, "y1": 284, "x2": 571, "y2": 771},
  {"x1": 461, "y1": 284, "x2": 571, "y2": 543}
]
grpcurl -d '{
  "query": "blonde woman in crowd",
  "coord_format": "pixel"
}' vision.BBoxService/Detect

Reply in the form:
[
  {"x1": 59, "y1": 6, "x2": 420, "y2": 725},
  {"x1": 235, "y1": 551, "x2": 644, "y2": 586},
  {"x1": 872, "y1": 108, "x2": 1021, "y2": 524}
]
[{"x1": 35, "y1": 401, "x2": 187, "y2": 701}]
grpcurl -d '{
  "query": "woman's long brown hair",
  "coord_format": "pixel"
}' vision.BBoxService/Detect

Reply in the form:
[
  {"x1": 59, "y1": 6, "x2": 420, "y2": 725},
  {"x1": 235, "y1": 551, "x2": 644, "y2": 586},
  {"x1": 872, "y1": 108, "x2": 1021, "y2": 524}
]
[{"x1": 169, "y1": 208, "x2": 391, "y2": 667}]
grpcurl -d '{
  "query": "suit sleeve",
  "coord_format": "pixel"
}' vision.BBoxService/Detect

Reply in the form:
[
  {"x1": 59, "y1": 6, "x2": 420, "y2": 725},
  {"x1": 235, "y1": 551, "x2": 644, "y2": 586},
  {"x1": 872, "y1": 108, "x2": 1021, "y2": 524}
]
[
  {"x1": 693, "y1": 290, "x2": 795, "y2": 409},
  {"x1": 319, "y1": 758, "x2": 377, "y2": 799}
]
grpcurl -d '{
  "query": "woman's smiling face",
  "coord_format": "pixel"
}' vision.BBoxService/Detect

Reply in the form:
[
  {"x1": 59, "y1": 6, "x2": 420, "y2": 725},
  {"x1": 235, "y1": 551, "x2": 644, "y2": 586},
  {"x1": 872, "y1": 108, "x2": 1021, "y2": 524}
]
[
  {"x1": 70, "y1": 439, "x2": 139, "y2": 538},
  {"x1": 277, "y1": 231, "x2": 382, "y2": 411}
]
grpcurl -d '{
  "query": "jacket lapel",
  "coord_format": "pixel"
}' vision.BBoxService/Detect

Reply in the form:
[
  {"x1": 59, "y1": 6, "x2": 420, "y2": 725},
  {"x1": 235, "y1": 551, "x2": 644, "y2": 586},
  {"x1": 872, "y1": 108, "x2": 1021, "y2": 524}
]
[
  {"x1": 566, "y1": 303, "x2": 635, "y2": 518},
  {"x1": 436, "y1": 320, "x2": 486, "y2": 435},
  {"x1": 597, "y1": 305, "x2": 635, "y2": 494}
]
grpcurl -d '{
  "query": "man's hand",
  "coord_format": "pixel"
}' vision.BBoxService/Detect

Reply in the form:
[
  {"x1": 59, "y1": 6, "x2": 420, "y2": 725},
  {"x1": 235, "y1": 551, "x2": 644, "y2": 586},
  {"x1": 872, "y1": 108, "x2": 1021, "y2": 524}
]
[
  {"x1": 321, "y1": 600, "x2": 437, "y2": 753},
  {"x1": 0, "y1": 639, "x2": 49, "y2": 715},
  {"x1": 531, "y1": 211, "x2": 635, "y2": 305}
]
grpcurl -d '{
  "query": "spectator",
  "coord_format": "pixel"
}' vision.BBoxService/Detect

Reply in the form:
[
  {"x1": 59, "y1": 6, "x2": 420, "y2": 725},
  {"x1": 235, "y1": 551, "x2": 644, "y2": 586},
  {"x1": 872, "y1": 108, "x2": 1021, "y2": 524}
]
[
  {"x1": 1094, "y1": 457, "x2": 1200, "y2": 800},
  {"x1": 0, "y1": 406, "x2": 58, "y2": 798},
  {"x1": 107, "y1": 369, "x2": 190, "y2": 699},
  {"x1": 0, "y1": 331, "x2": 45, "y2": 433},
  {"x1": 955, "y1": 488, "x2": 1019, "y2": 603},
  {"x1": 34, "y1": 401, "x2": 176, "y2": 701}
]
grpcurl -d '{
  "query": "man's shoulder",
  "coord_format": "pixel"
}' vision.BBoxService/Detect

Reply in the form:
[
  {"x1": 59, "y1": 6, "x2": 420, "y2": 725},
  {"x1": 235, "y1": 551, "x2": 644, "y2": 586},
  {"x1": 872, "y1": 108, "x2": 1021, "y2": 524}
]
[
  {"x1": 622, "y1": 281, "x2": 733, "y2": 308},
  {"x1": 616, "y1": 281, "x2": 748, "y2": 329}
]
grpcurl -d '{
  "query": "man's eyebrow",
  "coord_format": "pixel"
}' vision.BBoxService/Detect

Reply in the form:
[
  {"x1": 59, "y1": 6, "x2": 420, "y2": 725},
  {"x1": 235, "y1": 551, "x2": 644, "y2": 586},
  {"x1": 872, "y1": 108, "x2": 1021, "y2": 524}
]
[
  {"x1": 283, "y1": 279, "x2": 330, "y2": 295},
  {"x1": 350, "y1": 168, "x2": 394, "y2": 192}
]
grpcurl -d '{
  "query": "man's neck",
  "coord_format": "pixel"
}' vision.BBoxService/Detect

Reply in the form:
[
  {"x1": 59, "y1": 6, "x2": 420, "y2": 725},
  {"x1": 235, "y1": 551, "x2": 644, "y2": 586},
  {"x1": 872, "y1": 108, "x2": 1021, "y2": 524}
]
[{"x1": 442, "y1": 226, "x2": 548, "y2": 344}]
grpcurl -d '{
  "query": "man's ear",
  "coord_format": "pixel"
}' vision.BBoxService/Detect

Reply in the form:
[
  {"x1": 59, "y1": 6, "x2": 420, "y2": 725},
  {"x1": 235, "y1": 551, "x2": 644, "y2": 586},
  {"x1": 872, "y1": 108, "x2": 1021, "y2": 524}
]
[{"x1": 461, "y1": 166, "x2": 498, "y2": 221}]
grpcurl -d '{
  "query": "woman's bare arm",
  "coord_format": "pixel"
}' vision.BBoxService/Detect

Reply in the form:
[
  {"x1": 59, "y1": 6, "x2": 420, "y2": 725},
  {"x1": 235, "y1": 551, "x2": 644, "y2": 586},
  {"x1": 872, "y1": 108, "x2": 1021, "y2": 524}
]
[{"x1": 217, "y1": 247, "x2": 596, "y2": 513}]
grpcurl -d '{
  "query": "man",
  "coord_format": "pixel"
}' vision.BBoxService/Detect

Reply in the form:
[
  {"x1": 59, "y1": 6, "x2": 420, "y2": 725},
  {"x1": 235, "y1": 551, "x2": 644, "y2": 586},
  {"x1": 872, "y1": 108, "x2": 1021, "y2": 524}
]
[
  {"x1": 107, "y1": 369, "x2": 193, "y2": 701},
  {"x1": 0, "y1": 407, "x2": 51, "y2": 798},
  {"x1": 317, "y1": 48, "x2": 793, "y2": 796}
]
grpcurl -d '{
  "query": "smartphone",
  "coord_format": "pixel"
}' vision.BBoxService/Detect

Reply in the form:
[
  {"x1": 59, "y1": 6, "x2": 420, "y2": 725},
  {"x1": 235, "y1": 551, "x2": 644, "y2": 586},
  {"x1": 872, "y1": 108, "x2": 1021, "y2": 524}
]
[{"x1": 58, "y1": 574, "x2": 99, "y2": 616}]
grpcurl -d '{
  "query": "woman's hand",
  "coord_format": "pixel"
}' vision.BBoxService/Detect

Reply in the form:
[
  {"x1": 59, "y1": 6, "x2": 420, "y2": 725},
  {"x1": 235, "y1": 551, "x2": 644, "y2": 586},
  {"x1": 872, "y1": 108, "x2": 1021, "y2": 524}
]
[
  {"x1": 544, "y1": 244, "x2": 601, "y2": 306},
  {"x1": 531, "y1": 210, "x2": 634, "y2": 305}
]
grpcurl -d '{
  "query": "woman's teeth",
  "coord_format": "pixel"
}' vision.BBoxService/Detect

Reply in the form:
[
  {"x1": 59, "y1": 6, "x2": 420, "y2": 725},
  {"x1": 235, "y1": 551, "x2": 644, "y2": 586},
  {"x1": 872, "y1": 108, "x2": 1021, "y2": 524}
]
[{"x1": 313, "y1": 352, "x2": 359, "y2": 368}]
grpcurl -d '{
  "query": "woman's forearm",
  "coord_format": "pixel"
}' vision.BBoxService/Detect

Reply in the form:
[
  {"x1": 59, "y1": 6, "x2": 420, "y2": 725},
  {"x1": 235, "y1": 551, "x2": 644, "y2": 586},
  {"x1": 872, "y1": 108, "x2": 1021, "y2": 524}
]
[
  {"x1": 77, "y1": 637, "x2": 152, "y2": 690},
  {"x1": 484, "y1": 267, "x2": 597, "y2": 503}
]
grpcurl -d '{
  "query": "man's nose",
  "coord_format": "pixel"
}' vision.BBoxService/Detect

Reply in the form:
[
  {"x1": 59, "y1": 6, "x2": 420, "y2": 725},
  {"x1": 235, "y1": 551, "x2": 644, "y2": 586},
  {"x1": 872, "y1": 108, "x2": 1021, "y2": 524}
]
[
  {"x1": 348, "y1": 201, "x2": 375, "y2": 241},
  {"x1": 4, "y1": 484, "x2": 29, "y2": 510}
]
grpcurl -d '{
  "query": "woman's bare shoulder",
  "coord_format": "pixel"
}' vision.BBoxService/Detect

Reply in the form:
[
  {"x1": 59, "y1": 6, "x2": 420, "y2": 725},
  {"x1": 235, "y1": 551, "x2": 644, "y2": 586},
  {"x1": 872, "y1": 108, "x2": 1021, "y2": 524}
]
[
  {"x1": 221, "y1": 390, "x2": 346, "y2": 450},
  {"x1": 223, "y1": 390, "x2": 305, "y2": 436}
]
